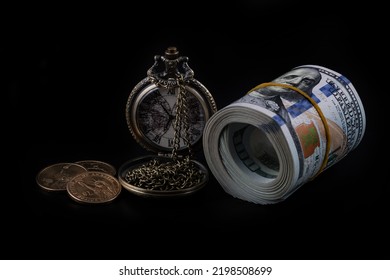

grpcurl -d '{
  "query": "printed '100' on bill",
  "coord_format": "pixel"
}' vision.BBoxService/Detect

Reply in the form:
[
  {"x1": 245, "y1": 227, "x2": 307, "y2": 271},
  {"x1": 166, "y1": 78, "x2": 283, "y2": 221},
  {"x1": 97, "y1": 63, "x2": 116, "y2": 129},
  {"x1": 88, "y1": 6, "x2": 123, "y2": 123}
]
[{"x1": 202, "y1": 65, "x2": 366, "y2": 204}]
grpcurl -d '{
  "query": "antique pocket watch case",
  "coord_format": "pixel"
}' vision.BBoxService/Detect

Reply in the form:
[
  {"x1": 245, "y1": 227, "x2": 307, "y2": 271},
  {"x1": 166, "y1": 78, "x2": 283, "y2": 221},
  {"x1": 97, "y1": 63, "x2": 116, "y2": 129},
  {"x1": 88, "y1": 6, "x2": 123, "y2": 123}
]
[
  {"x1": 118, "y1": 155, "x2": 210, "y2": 198},
  {"x1": 118, "y1": 47, "x2": 217, "y2": 198}
]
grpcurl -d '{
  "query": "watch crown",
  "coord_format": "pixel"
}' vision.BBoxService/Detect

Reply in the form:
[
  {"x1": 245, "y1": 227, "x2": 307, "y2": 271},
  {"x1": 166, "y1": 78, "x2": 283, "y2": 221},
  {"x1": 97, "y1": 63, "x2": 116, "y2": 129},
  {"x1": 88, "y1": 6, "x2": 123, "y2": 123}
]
[{"x1": 164, "y1": 46, "x2": 179, "y2": 60}]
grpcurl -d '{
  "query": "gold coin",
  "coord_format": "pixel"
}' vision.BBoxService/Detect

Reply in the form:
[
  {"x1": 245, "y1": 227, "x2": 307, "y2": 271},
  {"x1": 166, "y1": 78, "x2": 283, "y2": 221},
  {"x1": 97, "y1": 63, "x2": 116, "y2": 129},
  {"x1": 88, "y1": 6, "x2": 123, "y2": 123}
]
[
  {"x1": 67, "y1": 171, "x2": 122, "y2": 204},
  {"x1": 36, "y1": 163, "x2": 88, "y2": 191},
  {"x1": 75, "y1": 160, "x2": 116, "y2": 176}
]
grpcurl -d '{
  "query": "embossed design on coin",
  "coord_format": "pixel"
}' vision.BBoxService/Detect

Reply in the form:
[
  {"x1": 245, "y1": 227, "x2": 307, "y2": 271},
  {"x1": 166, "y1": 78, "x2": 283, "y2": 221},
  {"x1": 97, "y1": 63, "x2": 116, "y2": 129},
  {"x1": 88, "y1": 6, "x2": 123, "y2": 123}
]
[
  {"x1": 75, "y1": 160, "x2": 116, "y2": 176},
  {"x1": 67, "y1": 171, "x2": 121, "y2": 204},
  {"x1": 36, "y1": 163, "x2": 88, "y2": 191}
]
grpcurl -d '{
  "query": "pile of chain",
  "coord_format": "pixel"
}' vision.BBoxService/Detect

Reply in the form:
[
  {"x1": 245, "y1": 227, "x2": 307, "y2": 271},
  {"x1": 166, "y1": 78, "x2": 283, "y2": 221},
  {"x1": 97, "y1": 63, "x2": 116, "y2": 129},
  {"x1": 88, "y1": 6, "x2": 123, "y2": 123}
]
[{"x1": 124, "y1": 156, "x2": 204, "y2": 191}]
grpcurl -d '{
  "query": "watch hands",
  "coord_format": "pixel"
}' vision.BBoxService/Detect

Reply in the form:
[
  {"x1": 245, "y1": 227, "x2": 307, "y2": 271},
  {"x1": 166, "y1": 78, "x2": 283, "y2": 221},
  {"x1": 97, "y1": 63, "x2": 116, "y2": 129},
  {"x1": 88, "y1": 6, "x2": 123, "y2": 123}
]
[
  {"x1": 159, "y1": 100, "x2": 174, "y2": 117},
  {"x1": 159, "y1": 101, "x2": 177, "y2": 134}
]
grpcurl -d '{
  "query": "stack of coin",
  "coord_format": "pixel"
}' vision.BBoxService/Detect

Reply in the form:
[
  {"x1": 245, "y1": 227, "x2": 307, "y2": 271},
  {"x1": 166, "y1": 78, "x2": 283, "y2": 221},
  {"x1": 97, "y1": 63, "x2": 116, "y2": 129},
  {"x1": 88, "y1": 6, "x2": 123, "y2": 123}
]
[{"x1": 36, "y1": 160, "x2": 121, "y2": 204}]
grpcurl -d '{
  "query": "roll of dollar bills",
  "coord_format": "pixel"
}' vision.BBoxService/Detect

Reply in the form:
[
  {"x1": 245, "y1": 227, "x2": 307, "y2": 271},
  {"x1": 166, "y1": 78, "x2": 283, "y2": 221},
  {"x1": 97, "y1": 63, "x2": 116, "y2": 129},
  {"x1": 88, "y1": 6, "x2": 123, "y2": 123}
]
[{"x1": 202, "y1": 65, "x2": 366, "y2": 204}]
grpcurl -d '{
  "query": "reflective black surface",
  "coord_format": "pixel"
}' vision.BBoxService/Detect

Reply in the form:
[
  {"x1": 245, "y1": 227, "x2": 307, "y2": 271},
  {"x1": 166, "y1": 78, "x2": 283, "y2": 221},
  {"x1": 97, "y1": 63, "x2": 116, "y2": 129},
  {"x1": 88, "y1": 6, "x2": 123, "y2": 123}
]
[{"x1": 5, "y1": 1, "x2": 388, "y2": 260}]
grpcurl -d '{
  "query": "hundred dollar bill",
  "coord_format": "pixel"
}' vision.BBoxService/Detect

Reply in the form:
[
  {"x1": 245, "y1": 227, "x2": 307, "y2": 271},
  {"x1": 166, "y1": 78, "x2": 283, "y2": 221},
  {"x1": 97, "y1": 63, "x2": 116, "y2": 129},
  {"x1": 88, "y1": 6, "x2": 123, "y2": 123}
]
[{"x1": 202, "y1": 65, "x2": 366, "y2": 204}]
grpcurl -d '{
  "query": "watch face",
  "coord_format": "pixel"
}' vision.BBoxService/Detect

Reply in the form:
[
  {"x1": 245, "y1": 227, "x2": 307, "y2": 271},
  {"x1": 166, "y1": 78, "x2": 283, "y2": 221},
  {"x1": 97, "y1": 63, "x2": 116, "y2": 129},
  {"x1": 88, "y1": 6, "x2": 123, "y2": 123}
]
[{"x1": 127, "y1": 80, "x2": 213, "y2": 153}]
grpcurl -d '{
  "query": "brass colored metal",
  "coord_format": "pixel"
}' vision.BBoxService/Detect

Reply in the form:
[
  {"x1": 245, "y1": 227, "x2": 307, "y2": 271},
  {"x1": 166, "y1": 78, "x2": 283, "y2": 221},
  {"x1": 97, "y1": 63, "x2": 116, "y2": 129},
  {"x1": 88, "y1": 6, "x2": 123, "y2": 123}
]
[
  {"x1": 126, "y1": 47, "x2": 217, "y2": 154},
  {"x1": 118, "y1": 156, "x2": 208, "y2": 198},
  {"x1": 75, "y1": 160, "x2": 117, "y2": 176},
  {"x1": 67, "y1": 171, "x2": 122, "y2": 204},
  {"x1": 36, "y1": 163, "x2": 88, "y2": 191},
  {"x1": 120, "y1": 47, "x2": 215, "y2": 197}
]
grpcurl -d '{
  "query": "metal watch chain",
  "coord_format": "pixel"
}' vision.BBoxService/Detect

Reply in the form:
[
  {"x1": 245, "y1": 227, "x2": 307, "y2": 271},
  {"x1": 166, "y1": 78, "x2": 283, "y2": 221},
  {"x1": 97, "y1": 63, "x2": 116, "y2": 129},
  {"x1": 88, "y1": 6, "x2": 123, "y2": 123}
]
[{"x1": 124, "y1": 48, "x2": 205, "y2": 191}]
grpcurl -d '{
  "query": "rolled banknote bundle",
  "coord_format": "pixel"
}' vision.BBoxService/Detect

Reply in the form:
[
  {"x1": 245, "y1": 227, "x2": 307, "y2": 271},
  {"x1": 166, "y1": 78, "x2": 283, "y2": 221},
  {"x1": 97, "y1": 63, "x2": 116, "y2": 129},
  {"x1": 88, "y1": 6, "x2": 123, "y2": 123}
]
[{"x1": 202, "y1": 65, "x2": 366, "y2": 204}]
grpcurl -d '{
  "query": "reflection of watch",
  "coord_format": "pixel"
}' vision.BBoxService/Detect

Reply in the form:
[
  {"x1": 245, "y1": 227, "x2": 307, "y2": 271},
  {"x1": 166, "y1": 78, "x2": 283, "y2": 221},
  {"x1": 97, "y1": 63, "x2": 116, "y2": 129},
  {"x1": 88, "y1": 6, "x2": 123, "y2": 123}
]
[{"x1": 126, "y1": 47, "x2": 217, "y2": 154}]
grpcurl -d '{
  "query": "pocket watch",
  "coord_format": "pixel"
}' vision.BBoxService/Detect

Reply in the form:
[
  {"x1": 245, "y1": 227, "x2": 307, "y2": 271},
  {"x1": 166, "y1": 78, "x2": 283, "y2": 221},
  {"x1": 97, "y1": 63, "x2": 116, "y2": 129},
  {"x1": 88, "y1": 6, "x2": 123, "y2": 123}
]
[
  {"x1": 126, "y1": 46, "x2": 217, "y2": 154},
  {"x1": 119, "y1": 46, "x2": 217, "y2": 198}
]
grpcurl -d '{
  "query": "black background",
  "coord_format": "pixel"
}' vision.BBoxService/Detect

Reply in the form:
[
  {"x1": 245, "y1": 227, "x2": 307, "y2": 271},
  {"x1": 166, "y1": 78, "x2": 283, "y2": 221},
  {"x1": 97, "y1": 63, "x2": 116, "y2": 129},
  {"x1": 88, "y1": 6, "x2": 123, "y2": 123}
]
[{"x1": 4, "y1": 1, "x2": 389, "y2": 260}]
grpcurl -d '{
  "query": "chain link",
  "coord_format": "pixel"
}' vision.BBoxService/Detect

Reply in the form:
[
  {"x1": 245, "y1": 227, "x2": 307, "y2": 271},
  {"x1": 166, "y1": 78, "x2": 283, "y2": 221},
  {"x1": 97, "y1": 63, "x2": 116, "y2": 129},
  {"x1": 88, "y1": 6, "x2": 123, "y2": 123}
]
[
  {"x1": 124, "y1": 75, "x2": 205, "y2": 190},
  {"x1": 171, "y1": 74, "x2": 193, "y2": 159},
  {"x1": 124, "y1": 157, "x2": 205, "y2": 191}
]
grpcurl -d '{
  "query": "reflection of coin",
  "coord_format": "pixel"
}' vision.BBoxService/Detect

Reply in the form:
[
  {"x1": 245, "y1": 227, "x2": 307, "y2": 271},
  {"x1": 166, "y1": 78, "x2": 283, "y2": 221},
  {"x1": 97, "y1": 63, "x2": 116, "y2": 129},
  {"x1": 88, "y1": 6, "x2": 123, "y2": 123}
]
[
  {"x1": 67, "y1": 171, "x2": 122, "y2": 204},
  {"x1": 36, "y1": 163, "x2": 88, "y2": 191},
  {"x1": 75, "y1": 160, "x2": 116, "y2": 176}
]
